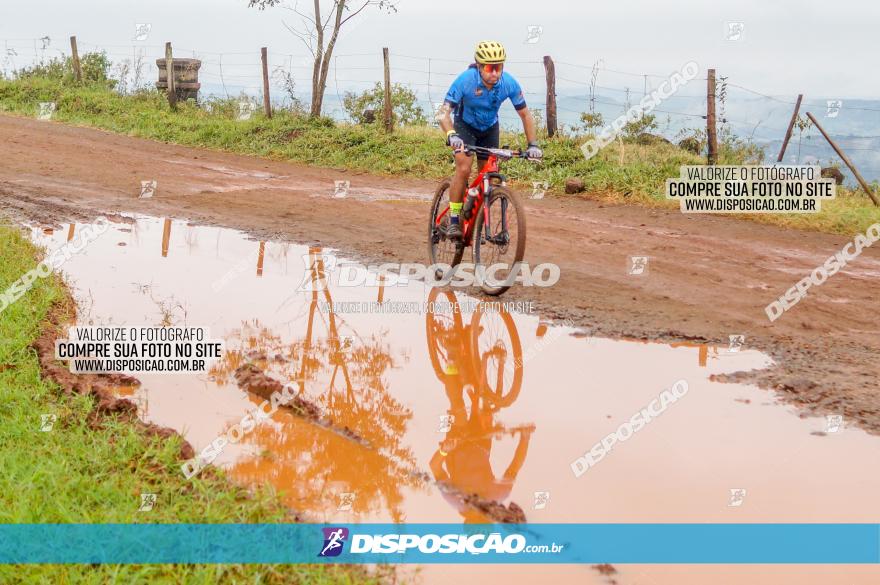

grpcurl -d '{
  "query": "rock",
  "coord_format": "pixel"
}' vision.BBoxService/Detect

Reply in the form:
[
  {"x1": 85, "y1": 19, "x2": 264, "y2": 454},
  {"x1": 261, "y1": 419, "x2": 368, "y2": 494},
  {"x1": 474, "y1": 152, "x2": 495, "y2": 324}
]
[
  {"x1": 362, "y1": 109, "x2": 376, "y2": 123},
  {"x1": 564, "y1": 178, "x2": 585, "y2": 194},
  {"x1": 592, "y1": 563, "x2": 618, "y2": 576},
  {"x1": 821, "y1": 167, "x2": 845, "y2": 185}
]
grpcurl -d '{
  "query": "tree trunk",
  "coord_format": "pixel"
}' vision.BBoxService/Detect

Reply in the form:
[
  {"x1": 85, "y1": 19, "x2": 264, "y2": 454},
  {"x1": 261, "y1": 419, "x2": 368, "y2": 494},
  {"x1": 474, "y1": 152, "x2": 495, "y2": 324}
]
[
  {"x1": 309, "y1": 0, "x2": 325, "y2": 117},
  {"x1": 310, "y1": 0, "x2": 345, "y2": 118}
]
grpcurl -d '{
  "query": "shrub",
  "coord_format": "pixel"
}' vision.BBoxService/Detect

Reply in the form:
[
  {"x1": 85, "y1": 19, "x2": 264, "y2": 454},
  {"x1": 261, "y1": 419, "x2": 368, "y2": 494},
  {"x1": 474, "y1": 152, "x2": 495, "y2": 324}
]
[
  {"x1": 343, "y1": 82, "x2": 426, "y2": 126},
  {"x1": 14, "y1": 52, "x2": 115, "y2": 89}
]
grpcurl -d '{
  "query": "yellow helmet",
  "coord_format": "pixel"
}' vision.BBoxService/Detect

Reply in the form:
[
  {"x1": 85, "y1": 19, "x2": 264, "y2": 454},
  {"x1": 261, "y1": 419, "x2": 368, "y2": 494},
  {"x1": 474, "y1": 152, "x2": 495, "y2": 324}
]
[{"x1": 474, "y1": 40, "x2": 506, "y2": 65}]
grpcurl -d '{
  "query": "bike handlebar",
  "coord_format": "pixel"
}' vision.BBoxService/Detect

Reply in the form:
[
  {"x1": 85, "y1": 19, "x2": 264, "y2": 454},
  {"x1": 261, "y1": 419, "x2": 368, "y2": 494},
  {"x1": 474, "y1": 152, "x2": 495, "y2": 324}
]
[{"x1": 459, "y1": 144, "x2": 539, "y2": 161}]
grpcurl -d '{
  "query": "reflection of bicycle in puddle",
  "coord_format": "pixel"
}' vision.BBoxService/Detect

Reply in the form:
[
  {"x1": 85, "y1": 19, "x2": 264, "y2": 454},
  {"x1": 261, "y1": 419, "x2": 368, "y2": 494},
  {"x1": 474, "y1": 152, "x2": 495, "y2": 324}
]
[{"x1": 425, "y1": 287, "x2": 534, "y2": 522}]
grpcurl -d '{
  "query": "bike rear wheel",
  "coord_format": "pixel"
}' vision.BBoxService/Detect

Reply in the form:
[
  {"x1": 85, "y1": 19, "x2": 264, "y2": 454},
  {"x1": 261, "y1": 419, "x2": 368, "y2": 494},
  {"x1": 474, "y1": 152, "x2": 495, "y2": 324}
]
[
  {"x1": 425, "y1": 288, "x2": 465, "y2": 380},
  {"x1": 472, "y1": 186, "x2": 527, "y2": 296},
  {"x1": 428, "y1": 178, "x2": 465, "y2": 280}
]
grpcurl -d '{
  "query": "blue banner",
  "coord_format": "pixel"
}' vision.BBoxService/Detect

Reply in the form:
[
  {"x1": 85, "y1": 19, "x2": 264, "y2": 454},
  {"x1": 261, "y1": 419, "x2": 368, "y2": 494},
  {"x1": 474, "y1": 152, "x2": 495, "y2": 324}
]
[{"x1": 0, "y1": 524, "x2": 878, "y2": 564}]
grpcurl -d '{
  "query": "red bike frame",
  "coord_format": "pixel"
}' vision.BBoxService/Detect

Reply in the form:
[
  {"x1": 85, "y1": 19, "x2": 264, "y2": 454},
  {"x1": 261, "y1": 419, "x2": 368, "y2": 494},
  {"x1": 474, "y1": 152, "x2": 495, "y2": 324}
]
[{"x1": 434, "y1": 153, "x2": 502, "y2": 245}]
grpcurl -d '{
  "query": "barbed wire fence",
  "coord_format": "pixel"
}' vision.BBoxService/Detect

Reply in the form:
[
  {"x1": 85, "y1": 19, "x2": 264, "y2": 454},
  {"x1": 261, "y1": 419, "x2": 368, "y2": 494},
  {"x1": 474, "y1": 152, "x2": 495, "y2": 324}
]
[{"x1": 2, "y1": 36, "x2": 879, "y2": 182}]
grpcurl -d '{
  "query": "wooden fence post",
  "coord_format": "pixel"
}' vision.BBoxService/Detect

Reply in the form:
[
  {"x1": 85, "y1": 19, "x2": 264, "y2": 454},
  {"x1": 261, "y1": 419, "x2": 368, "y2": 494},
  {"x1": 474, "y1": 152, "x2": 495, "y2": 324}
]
[
  {"x1": 706, "y1": 68, "x2": 717, "y2": 165},
  {"x1": 777, "y1": 94, "x2": 803, "y2": 162},
  {"x1": 256, "y1": 241, "x2": 266, "y2": 276},
  {"x1": 261, "y1": 47, "x2": 272, "y2": 118},
  {"x1": 69, "y1": 36, "x2": 82, "y2": 82},
  {"x1": 164, "y1": 42, "x2": 177, "y2": 110},
  {"x1": 806, "y1": 112, "x2": 879, "y2": 206},
  {"x1": 543, "y1": 55, "x2": 557, "y2": 137},
  {"x1": 383, "y1": 47, "x2": 392, "y2": 132},
  {"x1": 161, "y1": 218, "x2": 172, "y2": 258}
]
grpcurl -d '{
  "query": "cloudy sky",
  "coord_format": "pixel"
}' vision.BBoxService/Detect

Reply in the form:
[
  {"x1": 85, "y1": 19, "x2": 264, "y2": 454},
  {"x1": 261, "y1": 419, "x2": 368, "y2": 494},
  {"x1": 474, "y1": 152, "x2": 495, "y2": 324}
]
[{"x1": 2, "y1": 0, "x2": 877, "y2": 99}]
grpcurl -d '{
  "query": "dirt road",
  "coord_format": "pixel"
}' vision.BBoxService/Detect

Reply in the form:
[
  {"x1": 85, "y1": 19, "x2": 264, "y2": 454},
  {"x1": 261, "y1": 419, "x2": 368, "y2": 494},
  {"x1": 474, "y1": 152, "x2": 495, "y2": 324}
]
[{"x1": 2, "y1": 113, "x2": 878, "y2": 434}]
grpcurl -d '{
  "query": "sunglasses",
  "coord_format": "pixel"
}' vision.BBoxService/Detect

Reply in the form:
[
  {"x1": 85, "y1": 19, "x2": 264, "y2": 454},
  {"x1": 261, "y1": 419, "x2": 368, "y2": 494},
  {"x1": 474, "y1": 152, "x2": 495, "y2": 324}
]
[{"x1": 481, "y1": 63, "x2": 503, "y2": 74}]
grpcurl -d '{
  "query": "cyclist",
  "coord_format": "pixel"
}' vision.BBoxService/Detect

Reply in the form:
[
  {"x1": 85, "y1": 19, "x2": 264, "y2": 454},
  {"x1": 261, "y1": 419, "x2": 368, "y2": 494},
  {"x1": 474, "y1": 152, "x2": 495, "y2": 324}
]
[{"x1": 438, "y1": 40, "x2": 542, "y2": 240}]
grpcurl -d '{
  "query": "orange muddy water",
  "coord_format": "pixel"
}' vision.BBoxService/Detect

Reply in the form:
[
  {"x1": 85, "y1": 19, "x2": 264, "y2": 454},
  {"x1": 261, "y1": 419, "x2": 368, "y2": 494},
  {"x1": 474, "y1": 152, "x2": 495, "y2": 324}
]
[{"x1": 31, "y1": 216, "x2": 880, "y2": 585}]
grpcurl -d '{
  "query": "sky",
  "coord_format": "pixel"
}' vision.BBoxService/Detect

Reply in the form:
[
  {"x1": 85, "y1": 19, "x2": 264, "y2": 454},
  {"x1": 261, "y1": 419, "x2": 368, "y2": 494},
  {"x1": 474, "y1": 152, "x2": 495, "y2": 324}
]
[{"x1": 2, "y1": 0, "x2": 878, "y2": 99}]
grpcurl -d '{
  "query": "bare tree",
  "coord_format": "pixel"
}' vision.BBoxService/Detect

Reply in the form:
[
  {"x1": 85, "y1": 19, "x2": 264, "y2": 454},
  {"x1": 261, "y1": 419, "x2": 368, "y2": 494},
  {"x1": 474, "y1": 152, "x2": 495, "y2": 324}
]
[{"x1": 249, "y1": 0, "x2": 397, "y2": 117}]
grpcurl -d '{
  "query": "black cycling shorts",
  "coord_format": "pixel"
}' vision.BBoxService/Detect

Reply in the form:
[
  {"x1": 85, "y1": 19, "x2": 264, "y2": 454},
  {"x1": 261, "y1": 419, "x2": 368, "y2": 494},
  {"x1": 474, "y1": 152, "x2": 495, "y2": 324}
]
[{"x1": 454, "y1": 119, "x2": 499, "y2": 161}]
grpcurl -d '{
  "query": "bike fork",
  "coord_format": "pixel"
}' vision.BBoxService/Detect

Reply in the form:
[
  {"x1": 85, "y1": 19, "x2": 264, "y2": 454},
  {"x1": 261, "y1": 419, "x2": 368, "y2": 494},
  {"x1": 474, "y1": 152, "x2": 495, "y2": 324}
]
[{"x1": 482, "y1": 193, "x2": 510, "y2": 246}]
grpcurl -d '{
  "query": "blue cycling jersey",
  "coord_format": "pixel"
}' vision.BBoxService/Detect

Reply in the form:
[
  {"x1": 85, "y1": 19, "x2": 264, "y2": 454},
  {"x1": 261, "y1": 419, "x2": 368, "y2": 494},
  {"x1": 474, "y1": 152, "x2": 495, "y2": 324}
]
[{"x1": 443, "y1": 64, "x2": 527, "y2": 132}]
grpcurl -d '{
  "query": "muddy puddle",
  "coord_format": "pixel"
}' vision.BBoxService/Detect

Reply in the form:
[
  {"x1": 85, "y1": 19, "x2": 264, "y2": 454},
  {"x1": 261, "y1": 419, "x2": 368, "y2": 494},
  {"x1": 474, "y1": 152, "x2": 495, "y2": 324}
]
[{"x1": 31, "y1": 216, "x2": 880, "y2": 585}]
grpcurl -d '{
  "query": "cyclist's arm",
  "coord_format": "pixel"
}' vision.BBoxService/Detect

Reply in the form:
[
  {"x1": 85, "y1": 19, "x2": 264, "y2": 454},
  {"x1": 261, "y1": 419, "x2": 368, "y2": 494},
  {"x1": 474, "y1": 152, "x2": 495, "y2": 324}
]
[
  {"x1": 516, "y1": 106, "x2": 538, "y2": 145},
  {"x1": 440, "y1": 71, "x2": 468, "y2": 139},
  {"x1": 506, "y1": 74, "x2": 537, "y2": 145},
  {"x1": 501, "y1": 430, "x2": 532, "y2": 480},
  {"x1": 438, "y1": 102, "x2": 455, "y2": 135},
  {"x1": 429, "y1": 448, "x2": 450, "y2": 481}
]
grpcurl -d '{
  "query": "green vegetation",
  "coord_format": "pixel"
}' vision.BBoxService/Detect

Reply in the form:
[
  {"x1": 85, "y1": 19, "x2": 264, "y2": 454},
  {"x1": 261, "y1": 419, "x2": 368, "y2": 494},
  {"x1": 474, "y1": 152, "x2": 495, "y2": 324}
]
[
  {"x1": 0, "y1": 221, "x2": 382, "y2": 583},
  {"x1": 343, "y1": 82, "x2": 427, "y2": 126},
  {"x1": 1, "y1": 53, "x2": 877, "y2": 235}
]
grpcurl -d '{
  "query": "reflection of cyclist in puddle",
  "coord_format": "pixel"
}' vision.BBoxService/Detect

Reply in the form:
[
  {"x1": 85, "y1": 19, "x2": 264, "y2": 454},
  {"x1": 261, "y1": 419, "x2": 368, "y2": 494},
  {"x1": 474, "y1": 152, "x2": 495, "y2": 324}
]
[{"x1": 425, "y1": 290, "x2": 532, "y2": 522}]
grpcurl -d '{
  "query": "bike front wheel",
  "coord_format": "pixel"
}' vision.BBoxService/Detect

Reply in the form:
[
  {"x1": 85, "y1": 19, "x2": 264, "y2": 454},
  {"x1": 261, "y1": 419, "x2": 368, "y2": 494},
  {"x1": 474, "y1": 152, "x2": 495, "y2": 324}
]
[
  {"x1": 472, "y1": 187, "x2": 527, "y2": 296},
  {"x1": 470, "y1": 300, "x2": 523, "y2": 409}
]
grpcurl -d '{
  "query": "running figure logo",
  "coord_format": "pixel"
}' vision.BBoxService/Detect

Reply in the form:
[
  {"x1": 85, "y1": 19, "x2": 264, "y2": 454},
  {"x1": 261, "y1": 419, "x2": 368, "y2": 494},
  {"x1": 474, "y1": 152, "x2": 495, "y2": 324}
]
[{"x1": 319, "y1": 527, "x2": 349, "y2": 557}]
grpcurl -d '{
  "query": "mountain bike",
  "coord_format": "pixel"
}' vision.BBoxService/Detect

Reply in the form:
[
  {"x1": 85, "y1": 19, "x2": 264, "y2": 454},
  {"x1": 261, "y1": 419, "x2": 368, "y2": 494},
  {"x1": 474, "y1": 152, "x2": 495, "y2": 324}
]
[{"x1": 428, "y1": 145, "x2": 533, "y2": 296}]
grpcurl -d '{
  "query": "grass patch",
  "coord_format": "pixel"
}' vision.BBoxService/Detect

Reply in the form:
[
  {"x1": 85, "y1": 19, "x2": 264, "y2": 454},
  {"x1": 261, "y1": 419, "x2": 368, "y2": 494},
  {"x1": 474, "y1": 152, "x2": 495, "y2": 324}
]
[
  {"x1": 0, "y1": 220, "x2": 383, "y2": 583},
  {"x1": 0, "y1": 74, "x2": 878, "y2": 235}
]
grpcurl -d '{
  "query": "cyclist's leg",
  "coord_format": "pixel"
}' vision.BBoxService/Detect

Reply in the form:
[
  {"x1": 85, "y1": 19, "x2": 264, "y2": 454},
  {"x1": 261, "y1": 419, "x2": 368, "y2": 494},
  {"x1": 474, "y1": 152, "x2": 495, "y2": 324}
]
[
  {"x1": 448, "y1": 120, "x2": 479, "y2": 238},
  {"x1": 450, "y1": 119, "x2": 478, "y2": 205}
]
